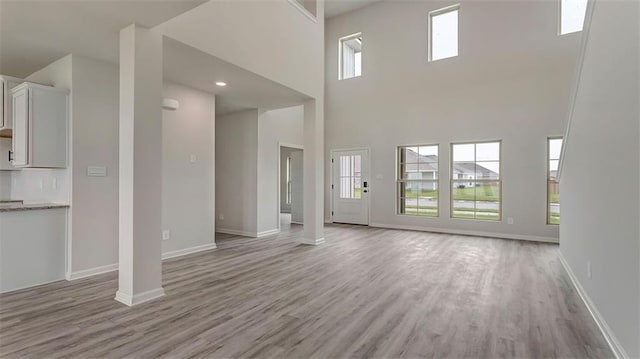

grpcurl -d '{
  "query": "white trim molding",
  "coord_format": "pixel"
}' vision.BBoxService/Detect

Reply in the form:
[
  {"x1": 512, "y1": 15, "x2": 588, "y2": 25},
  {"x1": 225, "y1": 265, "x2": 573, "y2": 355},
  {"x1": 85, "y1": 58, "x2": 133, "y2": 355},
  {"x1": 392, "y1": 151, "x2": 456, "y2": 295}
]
[
  {"x1": 216, "y1": 227, "x2": 258, "y2": 237},
  {"x1": 558, "y1": 253, "x2": 629, "y2": 359},
  {"x1": 257, "y1": 229, "x2": 280, "y2": 238},
  {"x1": 65, "y1": 243, "x2": 219, "y2": 282},
  {"x1": 66, "y1": 263, "x2": 118, "y2": 281},
  {"x1": 297, "y1": 237, "x2": 325, "y2": 246},
  {"x1": 162, "y1": 242, "x2": 217, "y2": 260},
  {"x1": 369, "y1": 222, "x2": 559, "y2": 243},
  {"x1": 115, "y1": 287, "x2": 165, "y2": 307}
]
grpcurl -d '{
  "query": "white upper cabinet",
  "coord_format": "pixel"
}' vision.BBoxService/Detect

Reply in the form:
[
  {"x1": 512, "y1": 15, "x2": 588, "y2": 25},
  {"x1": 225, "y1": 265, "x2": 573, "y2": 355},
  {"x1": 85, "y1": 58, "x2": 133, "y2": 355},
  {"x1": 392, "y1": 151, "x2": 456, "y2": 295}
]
[
  {"x1": 0, "y1": 75, "x2": 23, "y2": 132},
  {"x1": 11, "y1": 82, "x2": 69, "y2": 168}
]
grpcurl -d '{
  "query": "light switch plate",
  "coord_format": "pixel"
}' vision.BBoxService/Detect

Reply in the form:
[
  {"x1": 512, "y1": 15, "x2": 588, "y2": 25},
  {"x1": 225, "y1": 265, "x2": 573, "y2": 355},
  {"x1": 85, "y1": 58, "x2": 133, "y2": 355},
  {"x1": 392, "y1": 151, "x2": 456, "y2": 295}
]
[
  {"x1": 87, "y1": 166, "x2": 107, "y2": 177},
  {"x1": 162, "y1": 230, "x2": 171, "y2": 241},
  {"x1": 189, "y1": 154, "x2": 197, "y2": 163}
]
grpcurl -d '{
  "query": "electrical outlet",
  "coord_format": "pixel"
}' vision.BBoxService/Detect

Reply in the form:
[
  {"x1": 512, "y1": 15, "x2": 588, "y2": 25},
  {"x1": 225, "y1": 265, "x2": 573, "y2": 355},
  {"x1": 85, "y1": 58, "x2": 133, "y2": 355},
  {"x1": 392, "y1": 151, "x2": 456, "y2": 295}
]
[
  {"x1": 189, "y1": 154, "x2": 197, "y2": 163},
  {"x1": 218, "y1": 214, "x2": 224, "y2": 221},
  {"x1": 162, "y1": 230, "x2": 171, "y2": 241},
  {"x1": 507, "y1": 217, "x2": 514, "y2": 225},
  {"x1": 587, "y1": 261, "x2": 592, "y2": 279}
]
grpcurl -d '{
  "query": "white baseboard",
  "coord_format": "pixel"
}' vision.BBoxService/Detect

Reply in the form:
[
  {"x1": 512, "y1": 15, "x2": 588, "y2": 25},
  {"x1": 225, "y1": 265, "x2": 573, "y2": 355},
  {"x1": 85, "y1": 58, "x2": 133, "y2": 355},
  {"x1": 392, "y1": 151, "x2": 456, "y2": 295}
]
[
  {"x1": 257, "y1": 229, "x2": 280, "y2": 237},
  {"x1": 558, "y1": 253, "x2": 629, "y2": 359},
  {"x1": 216, "y1": 227, "x2": 257, "y2": 237},
  {"x1": 65, "y1": 242, "x2": 219, "y2": 282},
  {"x1": 66, "y1": 263, "x2": 118, "y2": 280},
  {"x1": 369, "y1": 222, "x2": 559, "y2": 243},
  {"x1": 162, "y1": 242, "x2": 217, "y2": 260},
  {"x1": 115, "y1": 287, "x2": 165, "y2": 307},
  {"x1": 297, "y1": 237, "x2": 325, "y2": 246}
]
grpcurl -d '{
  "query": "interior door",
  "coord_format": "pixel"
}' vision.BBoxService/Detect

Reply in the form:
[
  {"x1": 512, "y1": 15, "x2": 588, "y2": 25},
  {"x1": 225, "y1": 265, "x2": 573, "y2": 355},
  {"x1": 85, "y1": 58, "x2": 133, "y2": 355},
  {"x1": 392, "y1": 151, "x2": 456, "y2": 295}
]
[
  {"x1": 332, "y1": 149, "x2": 369, "y2": 225},
  {"x1": 290, "y1": 150, "x2": 304, "y2": 224}
]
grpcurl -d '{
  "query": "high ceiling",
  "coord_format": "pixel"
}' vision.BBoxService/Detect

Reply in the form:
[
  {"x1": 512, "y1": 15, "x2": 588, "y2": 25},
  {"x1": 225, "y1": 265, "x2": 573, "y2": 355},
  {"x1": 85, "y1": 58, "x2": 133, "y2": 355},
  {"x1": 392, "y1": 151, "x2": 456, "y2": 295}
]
[
  {"x1": 324, "y1": 0, "x2": 384, "y2": 18},
  {"x1": 163, "y1": 38, "x2": 310, "y2": 116},
  {"x1": 0, "y1": 0, "x2": 206, "y2": 77}
]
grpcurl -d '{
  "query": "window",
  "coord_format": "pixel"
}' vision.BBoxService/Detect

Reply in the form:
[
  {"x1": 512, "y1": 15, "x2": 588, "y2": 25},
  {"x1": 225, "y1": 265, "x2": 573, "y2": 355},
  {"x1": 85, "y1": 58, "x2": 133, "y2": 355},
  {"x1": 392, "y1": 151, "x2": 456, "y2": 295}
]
[
  {"x1": 286, "y1": 156, "x2": 292, "y2": 204},
  {"x1": 339, "y1": 155, "x2": 362, "y2": 199},
  {"x1": 398, "y1": 145, "x2": 439, "y2": 217},
  {"x1": 451, "y1": 141, "x2": 501, "y2": 220},
  {"x1": 339, "y1": 33, "x2": 362, "y2": 80},
  {"x1": 429, "y1": 5, "x2": 459, "y2": 62},
  {"x1": 548, "y1": 138, "x2": 562, "y2": 224},
  {"x1": 560, "y1": 0, "x2": 588, "y2": 35}
]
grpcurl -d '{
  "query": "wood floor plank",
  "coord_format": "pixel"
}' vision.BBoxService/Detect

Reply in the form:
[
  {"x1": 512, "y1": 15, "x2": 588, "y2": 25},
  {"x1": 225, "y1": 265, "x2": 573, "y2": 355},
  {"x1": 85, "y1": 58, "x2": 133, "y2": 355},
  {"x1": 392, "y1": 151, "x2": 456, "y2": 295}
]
[{"x1": 0, "y1": 222, "x2": 613, "y2": 358}]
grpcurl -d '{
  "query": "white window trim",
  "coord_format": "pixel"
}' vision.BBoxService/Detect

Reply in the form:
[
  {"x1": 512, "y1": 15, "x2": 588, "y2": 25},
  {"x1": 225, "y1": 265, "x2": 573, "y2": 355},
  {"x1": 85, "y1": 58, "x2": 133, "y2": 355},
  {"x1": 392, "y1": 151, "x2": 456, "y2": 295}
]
[
  {"x1": 428, "y1": 3, "x2": 460, "y2": 62},
  {"x1": 287, "y1": 0, "x2": 317, "y2": 23},
  {"x1": 338, "y1": 32, "x2": 363, "y2": 81}
]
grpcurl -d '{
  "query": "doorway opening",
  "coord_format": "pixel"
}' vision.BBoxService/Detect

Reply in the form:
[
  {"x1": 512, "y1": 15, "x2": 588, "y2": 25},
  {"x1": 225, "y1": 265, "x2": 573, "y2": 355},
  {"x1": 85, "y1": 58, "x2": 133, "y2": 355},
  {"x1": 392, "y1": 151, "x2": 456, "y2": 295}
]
[{"x1": 279, "y1": 144, "x2": 303, "y2": 231}]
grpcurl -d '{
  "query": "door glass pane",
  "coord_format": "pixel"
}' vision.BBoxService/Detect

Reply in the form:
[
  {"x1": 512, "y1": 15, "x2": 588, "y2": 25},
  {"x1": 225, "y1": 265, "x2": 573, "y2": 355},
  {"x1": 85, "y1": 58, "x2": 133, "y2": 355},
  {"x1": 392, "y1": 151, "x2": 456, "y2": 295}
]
[{"x1": 339, "y1": 154, "x2": 362, "y2": 199}]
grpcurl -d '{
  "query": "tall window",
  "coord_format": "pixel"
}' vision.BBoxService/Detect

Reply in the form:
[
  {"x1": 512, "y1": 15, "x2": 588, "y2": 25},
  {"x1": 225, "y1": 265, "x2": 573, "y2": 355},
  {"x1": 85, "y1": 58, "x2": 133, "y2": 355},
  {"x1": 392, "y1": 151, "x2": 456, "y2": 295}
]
[
  {"x1": 286, "y1": 156, "x2": 292, "y2": 204},
  {"x1": 339, "y1": 155, "x2": 362, "y2": 199},
  {"x1": 339, "y1": 33, "x2": 362, "y2": 80},
  {"x1": 560, "y1": 0, "x2": 588, "y2": 35},
  {"x1": 451, "y1": 141, "x2": 501, "y2": 220},
  {"x1": 429, "y1": 5, "x2": 459, "y2": 62},
  {"x1": 398, "y1": 145, "x2": 439, "y2": 217},
  {"x1": 548, "y1": 138, "x2": 562, "y2": 224}
]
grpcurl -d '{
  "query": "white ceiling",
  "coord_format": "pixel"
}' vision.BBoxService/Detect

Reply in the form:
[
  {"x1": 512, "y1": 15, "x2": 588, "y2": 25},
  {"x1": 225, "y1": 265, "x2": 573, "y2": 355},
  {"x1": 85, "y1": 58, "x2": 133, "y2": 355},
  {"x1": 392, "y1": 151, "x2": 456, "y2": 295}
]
[
  {"x1": 0, "y1": 0, "x2": 207, "y2": 77},
  {"x1": 163, "y1": 37, "x2": 310, "y2": 116},
  {"x1": 324, "y1": 0, "x2": 384, "y2": 18}
]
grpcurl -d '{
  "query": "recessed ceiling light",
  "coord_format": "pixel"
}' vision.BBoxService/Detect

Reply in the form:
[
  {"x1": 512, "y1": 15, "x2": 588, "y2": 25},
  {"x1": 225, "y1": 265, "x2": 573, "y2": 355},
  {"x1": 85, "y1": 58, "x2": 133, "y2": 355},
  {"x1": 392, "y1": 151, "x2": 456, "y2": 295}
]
[{"x1": 215, "y1": 81, "x2": 227, "y2": 87}]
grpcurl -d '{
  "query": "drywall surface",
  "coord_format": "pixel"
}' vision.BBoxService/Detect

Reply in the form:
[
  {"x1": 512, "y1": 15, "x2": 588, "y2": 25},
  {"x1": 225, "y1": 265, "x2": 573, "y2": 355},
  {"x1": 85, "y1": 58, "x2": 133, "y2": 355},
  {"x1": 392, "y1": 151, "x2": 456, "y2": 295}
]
[
  {"x1": 69, "y1": 56, "x2": 119, "y2": 273},
  {"x1": 257, "y1": 106, "x2": 304, "y2": 234},
  {"x1": 560, "y1": 1, "x2": 640, "y2": 357},
  {"x1": 154, "y1": 0, "x2": 324, "y2": 99},
  {"x1": 325, "y1": 0, "x2": 581, "y2": 241},
  {"x1": 162, "y1": 82, "x2": 215, "y2": 253},
  {"x1": 215, "y1": 109, "x2": 259, "y2": 235},
  {"x1": 280, "y1": 146, "x2": 303, "y2": 213}
]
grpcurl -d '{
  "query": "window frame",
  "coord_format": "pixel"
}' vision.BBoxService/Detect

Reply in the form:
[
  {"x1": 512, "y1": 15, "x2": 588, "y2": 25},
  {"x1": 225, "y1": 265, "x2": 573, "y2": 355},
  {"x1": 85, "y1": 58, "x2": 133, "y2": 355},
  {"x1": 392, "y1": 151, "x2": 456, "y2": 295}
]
[
  {"x1": 396, "y1": 144, "x2": 440, "y2": 218},
  {"x1": 428, "y1": 4, "x2": 460, "y2": 62},
  {"x1": 547, "y1": 136, "x2": 562, "y2": 225},
  {"x1": 338, "y1": 32, "x2": 363, "y2": 81},
  {"x1": 450, "y1": 140, "x2": 502, "y2": 221}
]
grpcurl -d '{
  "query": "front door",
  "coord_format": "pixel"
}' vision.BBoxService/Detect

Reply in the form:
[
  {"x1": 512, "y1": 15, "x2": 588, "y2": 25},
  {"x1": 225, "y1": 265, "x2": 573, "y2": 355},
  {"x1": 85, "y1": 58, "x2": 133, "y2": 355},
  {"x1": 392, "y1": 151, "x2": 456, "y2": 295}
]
[{"x1": 332, "y1": 149, "x2": 369, "y2": 225}]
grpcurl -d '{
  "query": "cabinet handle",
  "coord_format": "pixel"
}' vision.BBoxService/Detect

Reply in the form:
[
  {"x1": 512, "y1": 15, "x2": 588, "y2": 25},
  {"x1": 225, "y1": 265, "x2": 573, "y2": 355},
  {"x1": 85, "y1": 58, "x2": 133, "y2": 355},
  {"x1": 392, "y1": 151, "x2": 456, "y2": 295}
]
[{"x1": 8, "y1": 150, "x2": 13, "y2": 162}]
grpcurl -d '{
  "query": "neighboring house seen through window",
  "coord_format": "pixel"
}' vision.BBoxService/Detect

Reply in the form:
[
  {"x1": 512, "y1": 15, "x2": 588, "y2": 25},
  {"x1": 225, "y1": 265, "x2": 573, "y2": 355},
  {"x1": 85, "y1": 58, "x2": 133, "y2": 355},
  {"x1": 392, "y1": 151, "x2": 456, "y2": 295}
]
[
  {"x1": 398, "y1": 145, "x2": 439, "y2": 217},
  {"x1": 451, "y1": 141, "x2": 501, "y2": 220}
]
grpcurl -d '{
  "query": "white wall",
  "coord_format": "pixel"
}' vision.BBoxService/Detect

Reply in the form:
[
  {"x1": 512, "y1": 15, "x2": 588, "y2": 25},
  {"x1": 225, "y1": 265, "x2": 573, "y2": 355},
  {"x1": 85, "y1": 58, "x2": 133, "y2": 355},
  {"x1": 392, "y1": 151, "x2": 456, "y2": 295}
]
[
  {"x1": 560, "y1": 1, "x2": 639, "y2": 357},
  {"x1": 215, "y1": 109, "x2": 259, "y2": 235},
  {"x1": 257, "y1": 105, "x2": 304, "y2": 233},
  {"x1": 69, "y1": 56, "x2": 119, "y2": 273},
  {"x1": 154, "y1": 0, "x2": 324, "y2": 99},
  {"x1": 325, "y1": 0, "x2": 581, "y2": 241},
  {"x1": 162, "y1": 82, "x2": 216, "y2": 253}
]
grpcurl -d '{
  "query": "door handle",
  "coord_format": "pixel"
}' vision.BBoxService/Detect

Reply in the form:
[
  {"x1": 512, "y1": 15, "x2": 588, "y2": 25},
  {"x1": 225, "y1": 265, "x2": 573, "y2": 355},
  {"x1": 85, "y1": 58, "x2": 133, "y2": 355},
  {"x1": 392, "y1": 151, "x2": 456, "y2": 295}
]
[
  {"x1": 363, "y1": 181, "x2": 368, "y2": 193},
  {"x1": 8, "y1": 150, "x2": 13, "y2": 162}
]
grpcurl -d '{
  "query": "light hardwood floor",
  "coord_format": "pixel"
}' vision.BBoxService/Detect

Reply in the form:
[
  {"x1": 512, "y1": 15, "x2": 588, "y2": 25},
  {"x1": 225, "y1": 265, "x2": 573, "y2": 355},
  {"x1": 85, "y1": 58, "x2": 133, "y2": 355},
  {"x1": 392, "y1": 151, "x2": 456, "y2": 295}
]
[{"x1": 0, "y1": 223, "x2": 612, "y2": 358}]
